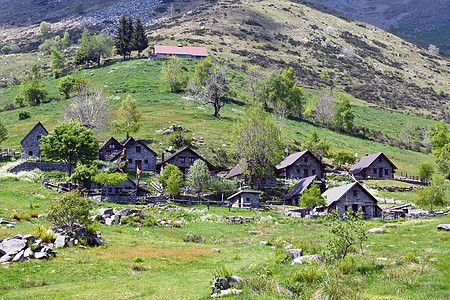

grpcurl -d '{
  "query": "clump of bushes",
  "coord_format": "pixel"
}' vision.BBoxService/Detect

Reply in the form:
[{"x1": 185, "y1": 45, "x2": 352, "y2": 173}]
[
  {"x1": 183, "y1": 232, "x2": 205, "y2": 243},
  {"x1": 18, "y1": 110, "x2": 31, "y2": 120},
  {"x1": 10, "y1": 211, "x2": 31, "y2": 221},
  {"x1": 32, "y1": 224, "x2": 56, "y2": 243}
]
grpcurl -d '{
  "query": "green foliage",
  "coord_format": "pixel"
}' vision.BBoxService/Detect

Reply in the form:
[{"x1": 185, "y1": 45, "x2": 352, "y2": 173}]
[
  {"x1": 0, "y1": 120, "x2": 8, "y2": 145},
  {"x1": 69, "y1": 164, "x2": 97, "y2": 186},
  {"x1": 93, "y1": 172, "x2": 127, "y2": 187},
  {"x1": 303, "y1": 131, "x2": 330, "y2": 158},
  {"x1": 1, "y1": 45, "x2": 12, "y2": 54},
  {"x1": 160, "y1": 56, "x2": 185, "y2": 92},
  {"x1": 333, "y1": 94, "x2": 354, "y2": 132},
  {"x1": 404, "y1": 253, "x2": 419, "y2": 264},
  {"x1": 435, "y1": 144, "x2": 450, "y2": 178},
  {"x1": 166, "y1": 167, "x2": 184, "y2": 197},
  {"x1": 58, "y1": 76, "x2": 76, "y2": 99},
  {"x1": 14, "y1": 95, "x2": 25, "y2": 107},
  {"x1": 323, "y1": 210, "x2": 367, "y2": 264},
  {"x1": 332, "y1": 149, "x2": 356, "y2": 168},
  {"x1": 21, "y1": 80, "x2": 47, "y2": 106},
  {"x1": 47, "y1": 191, "x2": 92, "y2": 231},
  {"x1": 85, "y1": 223, "x2": 99, "y2": 235},
  {"x1": 74, "y1": 29, "x2": 113, "y2": 67},
  {"x1": 299, "y1": 183, "x2": 326, "y2": 208},
  {"x1": 113, "y1": 95, "x2": 142, "y2": 139},
  {"x1": 75, "y1": 2, "x2": 84, "y2": 15},
  {"x1": 418, "y1": 161, "x2": 434, "y2": 181},
  {"x1": 415, "y1": 176, "x2": 447, "y2": 211},
  {"x1": 233, "y1": 106, "x2": 283, "y2": 189},
  {"x1": 213, "y1": 265, "x2": 232, "y2": 280},
  {"x1": 18, "y1": 110, "x2": 31, "y2": 120},
  {"x1": 159, "y1": 164, "x2": 178, "y2": 186},
  {"x1": 114, "y1": 15, "x2": 133, "y2": 59},
  {"x1": 291, "y1": 265, "x2": 324, "y2": 283},
  {"x1": 40, "y1": 120, "x2": 99, "y2": 176},
  {"x1": 39, "y1": 21, "x2": 52, "y2": 40},
  {"x1": 29, "y1": 210, "x2": 39, "y2": 218},
  {"x1": 167, "y1": 128, "x2": 193, "y2": 148},
  {"x1": 183, "y1": 232, "x2": 205, "y2": 243},
  {"x1": 131, "y1": 17, "x2": 148, "y2": 57},
  {"x1": 186, "y1": 160, "x2": 213, "y2": 198},
  {"x1": 273, "y1": 248, "x2": 290, "y2": 264},
  {"x1": 50, "y1": 47, "x2": 65, "y2": 76}
]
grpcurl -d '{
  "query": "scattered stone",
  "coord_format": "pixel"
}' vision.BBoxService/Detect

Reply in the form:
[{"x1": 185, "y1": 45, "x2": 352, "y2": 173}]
[
  {"x1": 260, "y1": 241, "x2": 268, "y2": 245},
  {"x1": 135, "y1": 227, "x2": 140, "y2": 231},
  {"x1": 12, "y1": 250, "x2": 24, "y2": 262},
  {"x1": 23, "y1": 248, "x2": 34, "y2": 259},
  {"x1": 290, "y1": 254, "x2": 323, "y2": 265},
  {"x1": 287, "y1": 249, "x2": 303, "y2": 259},
  {"x1": 34, "y1": 252, "x2": 48, "y2": 260},
  {"x1": 54, "y1": 235, "x2": 66, "y2": 248},
  {"x1": 388, "y1": 245, "x2": 397, "y2": 248},
  {"x1": 211, "y1": 248, "x2": 220, "y2": 252},
  {"x1": 377, "y1": 257, "x2": 388, "y2": 262},
  {"x1": 367, "y1": 228, "x2": 384, "y2": 234},
  {"x1": 1, "y1": 254, "x2": 11, "y2": 263},
  {"x1": 411, "y1": 241, "x2": 417, "y2": 244},
  {"x1": 99, "y1": 208, "x2": 114, "y2": 216},
  {"x1": 211, "y1": 289, "x2": 242, "y2": 298},
  {"x1": 0, "y1": 239, "x2": 27, "y2": 255},
  {"x1": 22, "y1": 234, "x2": 35, "y2": 243},
  {"x1": 437, "y1": 224, "x2": 450, "y2": 231},
  {"x1": 105, "y1": 218, "x2": 115, "y2": 226},
  {"x1": 229, "y1": 276, "x2": 243, "y2": 286},
  {"x1": 284, "y1": 244, "x2": 293, "y2": 250}
]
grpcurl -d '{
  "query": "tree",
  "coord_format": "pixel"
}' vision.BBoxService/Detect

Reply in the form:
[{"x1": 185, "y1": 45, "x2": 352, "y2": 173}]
[
  {"x1": 60, "y1": 83, "x2": 114, "y2": 135},
  {"x1": 113, "y1": 95, "x2": 142, "y2": 139},
  {"x1": 303, "y1": 131, "x2": 330, "y2": 159},
  {"x1": 245, "y1": 65, "x2": 266, "y2": 104},
  {"x1": 1, "y1": 45, "x2": 12, "y2": 55},
  {"x1": 323, "y1": 211, "x2": 367, "y2": 264},
  {"x1": 312, "y1": 89, "x2": 335, "y2": 126},
  {"x1": 114, "y1": 15, "x2": 132, "y2": 60},
  {"x1": 47, "y1": 191, "x2": 92, "y2": 232},
  {"x1": 401, "y1": 121, "x2": 414, "y2": 149},
  {"x1": 333, "y1": 94, "x2": 354, "y2": 132},
  {"x1": 160, "y1": 165, "x2": 184, "y2": 198},
  {"x1": 74, "y1": 29, "x2": 113, "y2": 67},
  {"x1": 233, "y1": 106, "x2": 283, "y2": 189},
  {"x1": 93, "y1": 172, "x2": 127, "y2": 197},
  {"x1": 61, "y1": 32, "x2": 72, "y2": 49},
  {"x1": 40, "y1": 120, "x2": 99, "y2": 176},
  {"x1": 50, "y1": 47, "x2": 65, "y2": 77},
  {"x1": 160, "y1": 56, "x2": 184, "y2": 93},
  {"x1": 58, "y1": 76, "x2": 88, "y2": 99},
  {"x1": 188, "y1": 59, "x2": 230, "y2": 117},
  {"x1": 299, "y1": 183, "x2": 325, "y2": 209},
  {"x1": 436, "y1": 144, "x2": 450, "y2": 179},
  {"x1": 159, "y1": 164, "x2": 179, "y2": 186},
  {"x1": 21, "y1": 62, "x2": 47, "y2": 106},
  {"x1": 75, "y1": 2, "x2": 84, "y2": 15},
  {"x1": 186, "y1": 160, "x2": 213, "y2": 201},
  {"x1": 428, "y1": 121, "x2": 450, "y2": 177},
  {"x1": 70, "y1": 164, "x2": 98, "y2": 188},
  {"x1": 418, "y1": 161, "x2": 434, "y2": 182},
  {"x1": 332, "y1": 149, "x2": 356, "y2": 169},
  {"x1": 39, "y1": 21, "x2": 52, "y2": 40},
  {"x1": 415, "y1": 176, "x2": 447, "y2": 212},
  {"x1": 0, "y1": 120, "x2": 8, "y2": 146},
  {"x1": 131, "y1": 17, "x2": 148, "y2": 58}
]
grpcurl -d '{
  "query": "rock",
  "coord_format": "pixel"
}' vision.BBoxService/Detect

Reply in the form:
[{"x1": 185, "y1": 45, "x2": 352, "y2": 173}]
[
  {"x1": 287, "y1": 249, "x2": 303, "y2": 259},
  {"x1": 22, "y1": 234, "x2": 35, "y2": 243},
  {"x1": 118, "y1": 209, "x2": 131, "y2": 217},
  {"x1": 437, "y1": 224, "x2": 450, "y2": 231},
  {"x1": 211, "y1": 248, "x2": 220, "y2": 252},
  {"x1": 1, "y1": 254, "x2": 11, "y2": 263},
  {"x1": 211, "y1": 277, "x2": 230, "y2": 291},
  {"x1": 284, "y1": 244, "x2": 293, "y2": 250},
  {"x1": 23, "y1": 248, "x2": 34, "y2": 259},
  {"x1": 32, "y1": 240, "x2": 42, "y2": 249},
  {"x1": 93, "y1": 237, "x2": 106, "y2": 246},
  {"x1": 105, "y1": 218, "x2": 115, "y2": 226},
  {"x1": 290, "y1": 254, "x2": 323, "y2": 265},
  {"x1": 0, "y1": 239, "x2": 27, "y2": 255},
  {"x1": 12, "y1": 250, "x2": 24, "y2": 262},
  {"x1": 99, "y1": 208, "x2": 114, "y2": 216},
  {"x1": 367, "y1": 228, "x2": 384, "y2": 234},
  {"x1": 12, "y1": 234, "x2": 23, "y2": 240},
  {"x1": 6, "y1": 224, "x2": 14, "y2": 228},
  {"x1": 54, "y1": 235, "x2": 66, "y2": 248},
  {"x1": 211, "y1": 289, "x2": 242, "y2": 298},
  {"x1": 135, "y1": 227, "x2": 140, "y2": 231},
  {"x1": 377, "y1": 257, "x2": 388, "y2": 262},
  {"x1": 229, "y1": 276, "x2": 243, "y2": 286},
  {"x1": 260, "y1": 241, "x2": 268, "y2": 245},
  {"x1": 35, "y1": 252, "x2": 48, "y2": 259}
]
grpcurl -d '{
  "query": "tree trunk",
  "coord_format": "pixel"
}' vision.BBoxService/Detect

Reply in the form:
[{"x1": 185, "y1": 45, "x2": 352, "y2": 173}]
[
  {"x1": 213, "y1": 102, "x2": 220, "y2": 118},
  {"x1": 68, "y1": 164, "x2": 73, "y2": 177},
  {"x1": 138, "y1": 51, "x2": 141, "y2": 59},
  {"x1": 126, "y1": 130, "x2": 129, "y2": 140}
]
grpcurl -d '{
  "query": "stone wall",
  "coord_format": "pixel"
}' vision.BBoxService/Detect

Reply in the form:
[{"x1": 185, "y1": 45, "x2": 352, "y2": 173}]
[
  {"x1": 357, "y1": 157, "x2": 394, "y2": 179},
  {"x1": 126, "y1": 143, "x2": 157, "y2": 172},
  {"x1": 21, "y1": 125, "x2": 48, "y2": 160},
  {"x1": 329, "y1": 185, "x2": 380, "y2": 219},
  {"x1": 285, "y1": 153, "x2": 323, "y2": 179},
  {"x1": 9, "y1": 162, "x2": 72, "y2": 174}
]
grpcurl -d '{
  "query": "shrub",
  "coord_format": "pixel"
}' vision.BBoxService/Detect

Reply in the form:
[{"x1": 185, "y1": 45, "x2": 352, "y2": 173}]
[
  {"x1": 273, "y1": 248, "x2": 290, "y2": 264},
  {"x1": 133, "y1": 215, "x2": 141, "y2": 222},
  {"x1": 131, "y1": 263, "x2": 147, "y2": 271},
  {"x1": 291, "y1": 266, "x2": 324, "y2": 283},
  {"x1": 47, "y1": 191, "x2": 92, "y2": 231},
  {"x1": 336, "y1": 257, "x2": 355, "y2": 275},
  {"x1": 18, "y1": 110, "x2": 31, "y2": 120},
  {"x1": 32, "y1": 225, "x2": 56, "y2": 243},
  {"x1": 29, "y1": 210, "x2": 39, "y2": 218},
  {"x1": 213, "y1": 265, "x2": 232, "y2": 280},
  {"x1": 404, "y1": 253, "x2": 420, "y2": 264},
  {"x1": 85, "y1": 223, "x2": 98, "y2": 236},
  {"x1": 10, "y1": 211, "x2": 21, "y2": 220},
  {"x1": 183, "y1": 232, "x2": 205, "y2": 243},
  {"x1": 134, "y1": 257, "x2": 144, "y2": 263},
  {"x1": 14, "y1": 95, "x2": 25, "y2": 107}
]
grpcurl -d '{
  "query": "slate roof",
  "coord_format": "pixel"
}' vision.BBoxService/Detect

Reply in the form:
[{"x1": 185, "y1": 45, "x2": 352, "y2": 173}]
[
  {"x1": 349, "y1": 153, "x2": 397, "y2": 175},
  {"x1": 275, "y1": 150, "x2": 321, "y2": 170},
  {"x1": 285, "y1": 175, "x2": 319, "y2": 200},
  {"x1": 225, "y1": 162, "x2": 245, "y2": 179},
  {"x1": 154, "y1": 45, "x2": 208, "y2": 57},
  {"x1": 123, "y1": 137, "x2": 136, "y2": 149},
  {"x1": 227, "y1": 189, "x2": 262, "y2": 200},
  {"x1": 99, "y1": 137, "x2": 124, "y2": 151},
  {"x1": 322, "y1": 182, "x2": 377, "y2": 206},
  {"x1": 128, "y1": 140, "x2": 158, "y2": 156},
  {"x1": 157, "y1": 147, "x2": 215, "y2": 169},
  {"x1": 20, "y1": 122, "x2": 48, "y2": 144}
]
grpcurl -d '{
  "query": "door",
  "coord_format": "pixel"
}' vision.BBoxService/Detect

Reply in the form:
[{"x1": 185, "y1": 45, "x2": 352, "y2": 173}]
[
  {"x1": 352, "y1": 204, "x2": 358, "y2": 212},
  {"x1": 379, "y1": 168, "x2": 383, "y2": 179},
  {"x1": 136, "y1": 160, "x2": 142, "y2": 170},
  {"x1": 304, "y1": 169, "x2": 309, "y2": 177}
]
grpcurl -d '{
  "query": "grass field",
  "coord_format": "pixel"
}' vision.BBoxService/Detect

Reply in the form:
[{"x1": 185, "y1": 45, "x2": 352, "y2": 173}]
[{"x1": 0, "y1": 178, "x2": 449, "y2": 299}]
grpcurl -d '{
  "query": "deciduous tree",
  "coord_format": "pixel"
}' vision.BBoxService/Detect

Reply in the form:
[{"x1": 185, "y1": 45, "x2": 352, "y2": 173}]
[
  {"x1": 47, "y1": 191, "x2": 92, "y2": 232},
  {"x1": 0, "y1": 120, "x2": 8, "y2": 146},
  {"x1": 186, "y1": 160, "x2": 213, "y2": 201},
  {"x1": 333, "y1": 94, "x2": 354, "y2": 132},
  {"x1": 332, "y1": 149, "x2": 356, "y2": 169},
  {"x1": 415, "y1": 176, "x2": 447, "y2": 212},
  {"x1": 299, "y1": 184, "x2": 325, "y2": 208},
  {"x1": 160, "y1": 56, "x2": 185, "y2": 93},
  {"x1": 113, "y1": 95, "x2": 142, "y2": 139},
  {"x1": 418, "y1": 161, "x2": 434, "y2": 182},
  {"x1": 50, "y1": 46, "x2": 65, "y2": 77},
  {"x1": 304, "y1": 131, "x2": 330, "y2": 159}
]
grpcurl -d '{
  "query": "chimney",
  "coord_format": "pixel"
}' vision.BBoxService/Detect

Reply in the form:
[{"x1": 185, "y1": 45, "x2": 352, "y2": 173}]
[{"x1": 161, "y1": 151, "x2": 165, "y2": 162}]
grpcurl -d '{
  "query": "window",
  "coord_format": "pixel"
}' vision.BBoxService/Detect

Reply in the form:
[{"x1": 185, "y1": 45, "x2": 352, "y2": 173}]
[
  {"x1": 180, "y1": 157, "x2": 185, "y2": 164},
  {"x1": 304, "y1": 157, "x2": 308, "y2": 163},
  {"x1": 361, "y1": 206, "x2": 367, "y2": 213},
  {"x1": 28, "y1": 151, "x2": 33, "y2": 156},
  {"x1": 385, "y1": 169, "x2": 389, "y2": 175},
  {"x1": 37, "y1": 135, "x2": 41, "y2": 141},
  {"x1": 128, "y1": 158, "x2": 132, "y2": 164},
  {"x1": 304, "y1": 169, "x2": 309, "y2": 177},
  {"x1": 344, "y1": 205, "x2": 348, "y2": 211},
  {"x1": 106, "y1": 151, "x2": 111, "y2": 155},
  {"x1": 189, "y1": 157, "x2": 196, "y2": 164},
  {"x1": 246, "y1": 197, "x2": 251, "y2": 202},
  {"x1": 352, "y1": 204, "x2": 358, "y2": 212},
  {"x1": 373, "y1": 168, "x2": 377, "y2": 174},
  {"x1": 312, "y1": 169, "x2": 316, "y2": 175},
  {"x1": 144, "y1": 159, "x2": 149, "y2": 164},
  {"x1": 109, "y1": 144, "x2": 115, "y2": 149},
  {"x1": 352, "y1": 190, "x2": 358, "y2": 197},
  {"x1": 296, "y1": 168, "x2": 300, "y2": 174},
  {"x1": 136, "y1": 146, "x2": 141, "y2": 153},
  {"x1": 108, "y1": 187, "x2": 113, "y2": 194}
]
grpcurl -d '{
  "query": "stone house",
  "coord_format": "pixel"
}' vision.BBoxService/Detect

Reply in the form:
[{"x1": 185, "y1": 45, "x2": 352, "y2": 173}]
[
  {"x1": 320, "y1": 182, "x2": 382, "y2": 219},
  {"x1": 123, "y1": 140, "x2": 158, "y2": 172},
  {"x1": 157, "y1": 147, "x2": 215, "y2": 176},
  {"x1": 99, "y1": 137, "x2": 124, "y2": 162},
  {"x1": 227, "y1": 190, "x2": 262, "y2": 209},
  {"x1": 349, "y1": 153, "x2": 397, "y2": 180},
  {"x1": 225, "y1": 161, "x2": 277, "y2": 189},
  {"x1": 276, "y1": 150, "x2": 324, "y2": 180},
  {"x1": 20, "y1": 122, "x2": 48, "y2": 160},
  {"x1": 284, "y1": 175, "x2": 326, "y2": 206}
]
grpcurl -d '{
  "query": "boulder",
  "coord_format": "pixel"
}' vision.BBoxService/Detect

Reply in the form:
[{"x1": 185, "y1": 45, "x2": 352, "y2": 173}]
[
  {"x1": 287, "y1": 249, "x2": 303, "y2": 259},
  {"x1": 437, "y1": 224, "x2": 450, "y2": 231},
  {"x1": 105, "y1": 218, "x2": 115, "y2": 226},
  {"x1": 211, "y1": 277, "x2": 230, "y2": 291},
  {"x1": 0, "y1": 239, "x2": 27, "y2": 255},
  {"x1": 118, "y1": 209, "x2": 131, "y2": 217},
  {"x1": 93, "y1": 237, "x2": 106, "y2": 246},
  {"x1": 229, "y1": 276, "x2": 243, "y2": 286},
  {"x1": 54, "y1": 235, "x2": 66, "y2": 248},
  {"x1": 35, "y1": 252, "x2": 48, "y2": 259},
  {"x1": 12, "y1": 234, "x2": 23, "y2": 240},
  {"x1": 23, "y1": 248, "x2": 34, "y2": 259},
  {"x1": 99, "y1": 208, "x2": 114, "y2": 216},
  {"x1": 211, "y1": 289, "x2": 242, "y2": 298},
  {"x1": 0, "y1": 254, "x2": 11, "y2": 263},
  {"x1": 22, "y1": 234, "x2": 35, "y2": 243},
  {"x1": 290, "y1": 254, "x2": 323, "y2": 265},
  {"x1": 12, "y1": 250, "x2": 24, "y2": 262},
  {"x1": 211, "y1": 248, "x2": 220, "y2": 252},
  {"x1": 260, "y1": 241, "x2": 268, "y2": 245},
  {"x1": 367, "y1": 228, "x2": 384, "y2": 234},
  {"x1": 32, "y1": 240, "x2": 42, "y2": 249}
]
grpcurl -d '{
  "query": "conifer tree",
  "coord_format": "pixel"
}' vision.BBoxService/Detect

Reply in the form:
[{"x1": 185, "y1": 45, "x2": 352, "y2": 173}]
[
  {"x1": 114, "y1": 15, "x2": 132, "y2": 60},
  {"x1": 131, "y1": 17, "x2": 148, "y2": 58}
]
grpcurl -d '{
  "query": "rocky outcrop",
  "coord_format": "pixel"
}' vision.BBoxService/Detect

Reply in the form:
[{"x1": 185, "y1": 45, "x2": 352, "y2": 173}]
[{"x1": 0, "y1": 234, "x2": 56, "y2": 264}]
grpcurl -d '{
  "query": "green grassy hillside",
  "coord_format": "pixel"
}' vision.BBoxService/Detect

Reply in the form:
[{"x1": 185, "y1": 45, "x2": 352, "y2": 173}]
[{"x1": 0, "y1": 59, "x2": 438, "y2": 175}]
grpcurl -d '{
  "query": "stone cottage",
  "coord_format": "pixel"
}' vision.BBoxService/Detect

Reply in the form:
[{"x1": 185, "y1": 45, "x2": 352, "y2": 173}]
[
  {"x1": 284, "y1": 175, "x2": 325, "y2": 206},
  {"x1": 320, "y1": 182, "x2": 382, "y2": 219},
  {"x1": 20, "y1": 122, "x2": 48, "y2": 160},
  {"x1": 225, "y1": 161, "x2": 277, "y2": 189},
  {"x1": 99, "y1": 137, "x2": 124, "y2": 162},
  {"x1": 227, "y1": 190, "x2": 262, "y2": 209},
  {"x1": 123, "y1": 140, "x2": 158, "y2": 172},
  {"x1": 157, "y1": 147, "x2": 215, "y2": 176},
  {"x1": 349, "y1": 153, "x2": 397, "y2": 180},
  {"x1": 276, "y1": 150, "x2": 324, "y2": 180}
]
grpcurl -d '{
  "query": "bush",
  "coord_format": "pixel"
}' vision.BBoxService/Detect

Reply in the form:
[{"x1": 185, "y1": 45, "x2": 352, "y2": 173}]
[
  {"x1": 29, "y1": 210, "x2": 39, "y2": 218},
  {"x1": 47, "y1": 191, "x2": 92, "y2": 231},
  {"x1": 18, "y1": 110, "x2": 31, "y2": 120},
  {"x1": 183, "y1": 232, "x2": 205, "y2": 243},
  {"x1": 32, "y1": 224, "x2": 56, "y2": 243},
  {"x1": 167, "y1": 129, "x2": 193, "y2": 148},
  {"x1": 291, "y1": 266, "x2": 324, "y2": 283},
  {"x1": 14, "y1": 95, "x2": 25, "y2": 107},
  {"x1": 213, "y1": 265, "x2": 232, "y2": 280},
  {"x1": 134, "y1": 257, "x2": 144, "y2": 263},
  {"x1": 273, "y1": 248, "x2": 290, "y2": 264},
  {"x1": 10, "y1": 211, "x2": 21, "y2": 220},
  {"x1": 404, "y1": 253, "x2": 419, "y2": 264},
  {"x1": 85, "y1": 223, "x2": 98, "y2": 236}
]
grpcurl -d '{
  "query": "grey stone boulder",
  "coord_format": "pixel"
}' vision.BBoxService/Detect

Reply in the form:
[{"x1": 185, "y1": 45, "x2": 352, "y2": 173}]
[
  {"x1": 55, "y1": 235, "x2": 66, "y2": 248},
  {"x1": 32, "y1": 240, "x2": 42, "y2": 249},
  {"x1": 211, "y1": 277, "x2": 230, "y2": 291},
  {"x1": 287, "y1": 249, "x2": 303, "y2": 259},
  {"x1": 35, "y1": 252, "x2": 48, "y2": 259},
  {"x1": 93, "y1": 237, "x2": 106, "y2": 246},
  {"x1": 1, "y1": 254, "x2": 11, "y2": 263},
  {"x1": 0, "y1": 239, "x2": 27, "y2": 255},
  {"x1": 211, "y1": 289, "x2": 243, "y2": 298},
  {"x1": 367, "y1": 228, "x2": 384, "y2": 234},
  {"x1": 229, "y1": 276, "x2": 243, "y2": 286},
  {"x1": 290, "y1": 254, "x2": 323, "y2": 265},
  {"x1": 99, "y1": 208, "x2": 114, "y2": 216},
  {"x1": 12, "y1": 250, "x2": 24, "y2": 262},
  {"x1": 105, "y1": 218, "x2": 115, "y2": 226},
  {"x1": 24, "y1": 248, "x2": 34, "y2": 259},
  {"x1": 437, "y1": 224, "x2": 450, "y2": 231},
  {"x1": 12, "y1": 234, "x2": 23, "y2": 240},
  {"x1": 22, "y1": 234, "x2": 35, "y2": 243},
  {"x1": 118, "y1": 209, "x2": 131, "y2": 217}
]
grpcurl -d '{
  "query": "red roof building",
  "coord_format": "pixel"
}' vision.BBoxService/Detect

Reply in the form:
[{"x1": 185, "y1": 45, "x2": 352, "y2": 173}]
[{"x1": 153, "y1": 45, "x2": 208, "y2": 60}]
